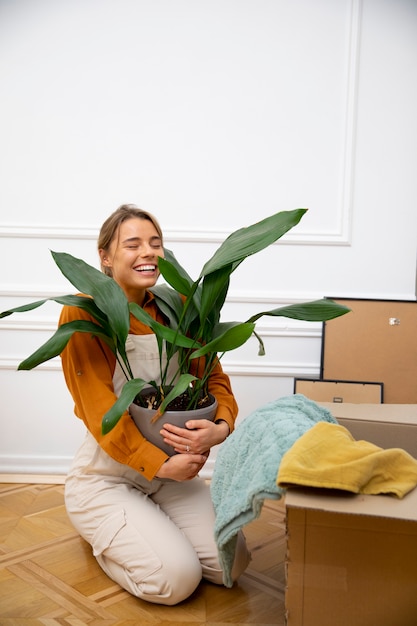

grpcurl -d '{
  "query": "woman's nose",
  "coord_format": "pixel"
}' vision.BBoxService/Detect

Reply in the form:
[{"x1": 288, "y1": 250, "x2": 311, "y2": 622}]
[{"x1": 140, "y1": 243, "x2": 155, "y2": 256}]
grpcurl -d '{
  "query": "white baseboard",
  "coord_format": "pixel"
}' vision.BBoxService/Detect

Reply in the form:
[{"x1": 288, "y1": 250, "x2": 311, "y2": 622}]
[
  {"x1": 0, "y1": 455, "x2": 215, "y2": 483},
  {"x1": 0, "y1": 473, "x2": 66, "y2": 484},
  {"x1": 0, "y1": 455, "x2": 73, "y2": 476}
]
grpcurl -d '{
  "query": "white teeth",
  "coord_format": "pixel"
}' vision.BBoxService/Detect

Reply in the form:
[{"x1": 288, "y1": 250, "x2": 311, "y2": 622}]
[{"x1": 135, "y1": 265, "x2": 156, "y2": 272}]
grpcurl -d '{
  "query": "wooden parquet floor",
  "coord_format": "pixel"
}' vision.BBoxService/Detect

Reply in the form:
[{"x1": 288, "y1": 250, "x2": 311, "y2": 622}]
[{"x1": 0, "y1": 483, "x2": 287, "y2": 625}]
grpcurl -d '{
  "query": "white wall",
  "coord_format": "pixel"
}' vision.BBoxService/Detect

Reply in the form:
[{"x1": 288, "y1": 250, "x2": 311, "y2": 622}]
[{"x1": 1, "y1": 0, "x2": 416, "y2": 479}]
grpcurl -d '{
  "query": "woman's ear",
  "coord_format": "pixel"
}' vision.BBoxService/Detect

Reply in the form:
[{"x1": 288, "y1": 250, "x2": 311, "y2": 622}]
[{"x1": 99, "y1": 249, "x2": 111, "y2": 268}]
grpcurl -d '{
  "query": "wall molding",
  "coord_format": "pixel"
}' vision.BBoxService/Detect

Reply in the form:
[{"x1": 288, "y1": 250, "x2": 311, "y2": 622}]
[
  {"x1": 0, "y1": 3, "x2": 361, "y2": 248},
  {"x1": 0, "y1": 222, "x2": 350, "y2": 246},
  {"x1": 0, "y1": 355, "x2": 320, "y2": 378},
  {"x1": 0, "y1": 357, "x2": 61, "y2": 371},
  {"x1": 4, "y1": 287, "x2": 415, "y2": 304},
  {"x1": 224, "y1": 361, "x2": 320, "y2": 378},
  {"x1": 0, "y1": 287, "x2": 327, "y2": 302},
  {"x1": 0, "y1": 225, "x2": 100, "y2": 240},
  {"x1": 0, "y1": 319, "x2": 58, "y2": 332},
  {"x1": 0, "y1": 315, "x2": 322, "y2": 334}
]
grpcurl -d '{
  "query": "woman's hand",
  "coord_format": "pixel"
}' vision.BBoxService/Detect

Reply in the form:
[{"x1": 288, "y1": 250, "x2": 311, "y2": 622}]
[
  {"x1": 155, "y1": 452, "x2": 208, "y2": 481},
  {"x1": 159, "y1": 419, "x2": 230, "y2": 456}
]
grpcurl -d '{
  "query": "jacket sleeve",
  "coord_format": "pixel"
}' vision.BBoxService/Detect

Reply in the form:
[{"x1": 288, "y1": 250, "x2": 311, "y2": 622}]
[{"x1": 59, "y1": 304, "x2": 168, "y2": 479}]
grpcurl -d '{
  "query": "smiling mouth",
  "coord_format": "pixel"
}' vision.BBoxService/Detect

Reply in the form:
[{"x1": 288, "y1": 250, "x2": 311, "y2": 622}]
[{"x1": 134, "y1": 264, "x2": 157, "y2": 272}]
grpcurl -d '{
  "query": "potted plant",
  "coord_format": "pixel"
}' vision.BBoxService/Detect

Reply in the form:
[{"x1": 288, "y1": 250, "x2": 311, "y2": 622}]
[{"x1": 1, "y1": 208, "x2": 349, "y2": 451}]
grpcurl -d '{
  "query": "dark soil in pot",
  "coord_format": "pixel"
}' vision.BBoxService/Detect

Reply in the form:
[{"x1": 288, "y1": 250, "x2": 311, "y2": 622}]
[{"x1": 129, "y1": 387, "x2": 218, "y2": 456}]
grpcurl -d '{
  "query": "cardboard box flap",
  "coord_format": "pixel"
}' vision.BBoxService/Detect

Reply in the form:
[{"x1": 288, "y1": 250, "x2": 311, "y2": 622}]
[
  {"x1": 317, "y1": 402, "x2": 417, "y2": 458},
  {"x1": 318, "y1": 402, "x2": 417, "y2": 426},
  {"x1": 285, "y1": 486, "x2": 417, "y2": 522}
]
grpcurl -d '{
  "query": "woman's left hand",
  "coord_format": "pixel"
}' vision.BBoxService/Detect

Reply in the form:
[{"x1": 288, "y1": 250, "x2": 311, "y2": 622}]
[{"x1": 160, "y1": 419, "x2": 230, "y2": 455}]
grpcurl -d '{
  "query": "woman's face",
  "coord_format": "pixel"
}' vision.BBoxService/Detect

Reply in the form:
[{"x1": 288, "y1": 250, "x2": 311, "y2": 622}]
[{"x1": 100, "y1": 217, "x2": 164, "y2": 303}]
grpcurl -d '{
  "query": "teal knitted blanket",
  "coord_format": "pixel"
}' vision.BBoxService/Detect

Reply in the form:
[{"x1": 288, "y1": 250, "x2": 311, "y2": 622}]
[{"x1": 210, "y1": 394, "x2": 337, "y2": 587}]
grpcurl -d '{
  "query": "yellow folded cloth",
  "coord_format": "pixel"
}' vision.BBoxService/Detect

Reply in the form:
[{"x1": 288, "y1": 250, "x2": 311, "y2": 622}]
[{"x1": 277, "y1": 422, "x2": 417, "y2": 498}]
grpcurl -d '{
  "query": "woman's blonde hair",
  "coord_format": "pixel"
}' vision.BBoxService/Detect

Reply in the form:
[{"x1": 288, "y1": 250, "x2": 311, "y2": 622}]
[{"x1": 98, "y1": 204, "x2": 163, "y2": 276}]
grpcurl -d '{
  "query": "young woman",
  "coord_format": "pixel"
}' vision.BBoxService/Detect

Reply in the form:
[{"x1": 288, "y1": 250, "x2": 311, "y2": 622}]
[{"x1": 61, "y1": 204, "x2": 250, "y2": 605}]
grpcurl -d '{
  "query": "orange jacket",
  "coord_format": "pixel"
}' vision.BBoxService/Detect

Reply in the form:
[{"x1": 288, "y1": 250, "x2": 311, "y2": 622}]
[{"x1": 59, "y1": 291, "x2": 238, "y2": 480}]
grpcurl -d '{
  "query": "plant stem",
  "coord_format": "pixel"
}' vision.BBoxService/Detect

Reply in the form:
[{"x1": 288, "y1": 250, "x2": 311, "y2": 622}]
[{"x1": 116, "y1": 353, "x2": 132, "y2": 382}]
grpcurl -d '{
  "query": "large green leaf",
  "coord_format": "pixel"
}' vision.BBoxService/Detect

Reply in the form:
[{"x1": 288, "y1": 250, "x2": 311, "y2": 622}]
[
  {"x1": 157, "y1": 374, "x2": 197, "y2": 414},
  {"x1": 18, "y1": 320, "x2": 114, "y2": 370},
  {"x1": 190, "y1": 321, "x2": 256, "y2": 358},
  {"x1": 200, "y1": 209, "x2": 307, "y2": 277},
  {"x1": 246, "y1": 299, "x2": 351, "y2": 324},
  {"x1": 150, "y1": 284, "x2": 183, "y2": 329},
  {"x1": 158, "y1": 251, "x2": 193, "y2": 297},
  {"x1": 51, "y1": 251, "x2": 130, "y2": 349},
  {"x1": 102, "y1": 377, "x2": 149, "y2": 434},
  {"x1": 154, "y1": 249, "x2": 203, "y2": 331},
  {"x1": 53, "y1": 293, "x2": 130, "y2": 371},
  {"x1": 53, "y1": 295, "x2": 111, "y2": 330},
  {"x1": 199, "y1": 266, "x2": 232, "y2": 327},
  {"x1": 0, "y1": 292, "x2": 129, "y2": 373},
  {"x1": 129, "y1": 302, "x2": 199, "y2": 349},
  {"x1": 163, "y1": 248, "x2": 195, "y2": 284},
  {"x1": 0, "y1": 294, "x2": 109, "y2": 328},
  {"x1": 180, "y1": 284, "x2": 201, "y2": 331},
  {"x1": 0, "y1": 299, "x2": 49, "y2": 318}
]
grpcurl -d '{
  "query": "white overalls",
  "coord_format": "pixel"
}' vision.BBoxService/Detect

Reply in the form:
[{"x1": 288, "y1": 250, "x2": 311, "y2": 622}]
[{"x1": 65, "y1": 335, "x2": 250, "y2": 605}]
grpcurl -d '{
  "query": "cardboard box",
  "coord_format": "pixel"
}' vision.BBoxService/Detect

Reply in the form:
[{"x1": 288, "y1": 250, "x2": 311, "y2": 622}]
[
  {"x1": 321, "y1": 298, "x2": 417, "y2": 403},
  {"x1": 294, "y1": 379, "x2": 383, "y2": 404},
  {"x1": 319, "y1": 402, "x2": 417, "y2": 458},
  {"x1": 285, "y1": 488, "x2": 417, "y2": 626},
  {"x1": 285, "y1": 403, "x2": 417, "y2": 626}
]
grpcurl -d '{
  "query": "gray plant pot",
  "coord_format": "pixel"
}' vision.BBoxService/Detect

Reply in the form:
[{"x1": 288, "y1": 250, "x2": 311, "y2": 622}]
[{"x1": 129, "y1": 392, "x2": 218, "y2": 456}]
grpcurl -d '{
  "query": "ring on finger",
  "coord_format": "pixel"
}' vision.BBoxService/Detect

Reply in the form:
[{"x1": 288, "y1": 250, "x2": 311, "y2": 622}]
[{"x1": 186, "y1": 445, "x2": 190, "y2": 452}]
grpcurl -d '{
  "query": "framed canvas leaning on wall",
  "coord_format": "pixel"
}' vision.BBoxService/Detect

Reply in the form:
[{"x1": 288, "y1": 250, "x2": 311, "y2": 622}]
[
  {"x1": 320, "y1": 298, "x2": 417, "y2": 404},
  {"x1": 294, "y1": 378, "x2": 383, "y2": 404}
]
